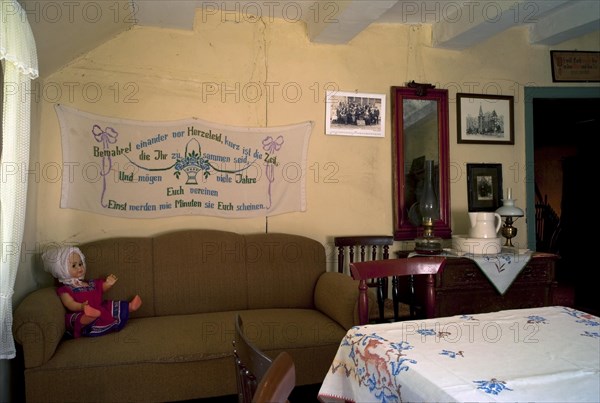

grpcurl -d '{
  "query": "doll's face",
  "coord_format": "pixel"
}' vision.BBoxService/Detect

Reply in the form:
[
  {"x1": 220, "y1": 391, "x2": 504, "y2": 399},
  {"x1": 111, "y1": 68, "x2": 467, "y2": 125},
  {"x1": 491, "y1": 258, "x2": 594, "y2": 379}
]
[{"x1": 67, "y1": 252, "x2": 85, "y2": 279}]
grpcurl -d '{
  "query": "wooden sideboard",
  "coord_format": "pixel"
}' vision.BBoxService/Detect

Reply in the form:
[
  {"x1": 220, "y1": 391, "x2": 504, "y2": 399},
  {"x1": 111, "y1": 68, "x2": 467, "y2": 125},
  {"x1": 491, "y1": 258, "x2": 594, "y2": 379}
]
[{"x1": 395, "y1": 251, "x2": 558, "y2": 318}]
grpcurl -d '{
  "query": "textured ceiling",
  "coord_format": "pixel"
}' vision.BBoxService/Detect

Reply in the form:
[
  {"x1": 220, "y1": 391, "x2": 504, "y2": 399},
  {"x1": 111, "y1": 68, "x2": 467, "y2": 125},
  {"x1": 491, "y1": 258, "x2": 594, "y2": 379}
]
[{"x1": 19, "y1": 0, "x2": 600, "y2": 78}]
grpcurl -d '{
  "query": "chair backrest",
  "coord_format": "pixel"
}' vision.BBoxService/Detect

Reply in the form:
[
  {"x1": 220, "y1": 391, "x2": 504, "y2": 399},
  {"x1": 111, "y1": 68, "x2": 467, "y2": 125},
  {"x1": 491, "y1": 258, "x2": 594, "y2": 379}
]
[
  {"x1": 252, "y1": 351, "x2": 296, "y2": 403},
  {"x1": 334, "y1": 236, "x2": 394, "y2": 322},
  {"x1": 233, "y1": 314, "x2": 296, "y2": 403},
  {"x1": 334, "y1": 236, "x2": 393, "y2": 275},
  {"x1": 350, "y1": 257, "x2": 446, "y2": 325}
]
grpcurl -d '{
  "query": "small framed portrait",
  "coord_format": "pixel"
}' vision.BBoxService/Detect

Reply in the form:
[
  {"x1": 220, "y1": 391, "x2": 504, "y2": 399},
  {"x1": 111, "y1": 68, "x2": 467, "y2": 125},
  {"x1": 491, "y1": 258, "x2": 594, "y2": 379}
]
[
  {"x1": 467, "y1": 163, "x2": 503, "y2": 212},
  {"x1": 325, "y1": 90, "x2": 386, "y2": 137}
]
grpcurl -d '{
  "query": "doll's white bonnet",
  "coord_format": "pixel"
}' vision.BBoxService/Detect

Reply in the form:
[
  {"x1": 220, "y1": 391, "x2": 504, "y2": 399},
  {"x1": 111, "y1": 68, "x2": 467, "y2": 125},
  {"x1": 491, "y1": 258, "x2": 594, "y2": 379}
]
[{"x1": 42, "y1": 245, "x2": 86, "y2": 285}]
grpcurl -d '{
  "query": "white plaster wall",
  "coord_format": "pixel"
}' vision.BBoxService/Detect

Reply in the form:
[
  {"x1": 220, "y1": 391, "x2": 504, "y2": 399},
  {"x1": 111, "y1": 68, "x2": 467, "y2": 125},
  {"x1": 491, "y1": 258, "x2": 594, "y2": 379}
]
[
  {"x1": 5, "y1": 12, "x2": 599, "y2": 400},
  {"x1": 16, "y1": 14, "x2": 600, "y2": 302}
]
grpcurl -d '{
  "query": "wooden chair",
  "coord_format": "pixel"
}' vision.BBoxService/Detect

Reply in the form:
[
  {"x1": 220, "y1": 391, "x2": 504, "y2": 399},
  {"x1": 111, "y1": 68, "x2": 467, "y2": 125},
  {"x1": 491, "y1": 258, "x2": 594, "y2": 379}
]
[
  {"x1": 252, "y1": 351, "x2": 296, "y2": 403},
  {"x1": 233, "y1": 313, "x2": 296, "y2": 403},
  {"x1": 334, "y1": 236, "x2": 395, "y2": 322},
  {"x1": 334, "y1": 236, "x2": 394, "y2": 274},
  {"x1": 350, "y1": 257, "x2": 446, "y2": 325}
]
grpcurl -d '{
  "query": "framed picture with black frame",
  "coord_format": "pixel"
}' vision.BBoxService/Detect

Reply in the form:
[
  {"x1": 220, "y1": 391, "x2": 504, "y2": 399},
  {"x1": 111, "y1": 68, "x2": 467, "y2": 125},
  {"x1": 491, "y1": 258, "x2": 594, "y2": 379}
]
[
  {"x1": 467, "y1": 163, "x2": 503, "y2": 212},
  {"x1": 457, "y1": 93, "x2": 514, "y2": 145}
]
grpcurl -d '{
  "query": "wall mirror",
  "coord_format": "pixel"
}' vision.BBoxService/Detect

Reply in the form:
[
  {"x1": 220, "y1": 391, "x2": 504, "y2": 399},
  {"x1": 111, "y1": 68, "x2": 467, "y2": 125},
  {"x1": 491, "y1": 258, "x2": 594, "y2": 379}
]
[{"x1": 391, "y1": 85, "x2": 451, "y2": 240}]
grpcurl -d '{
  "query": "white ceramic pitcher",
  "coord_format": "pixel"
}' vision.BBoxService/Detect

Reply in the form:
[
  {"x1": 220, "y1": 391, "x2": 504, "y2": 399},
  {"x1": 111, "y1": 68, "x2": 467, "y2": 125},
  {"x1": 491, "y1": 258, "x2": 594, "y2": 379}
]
[{"x1": 468, "y1": 212, "x2": 502, "y2": 238}]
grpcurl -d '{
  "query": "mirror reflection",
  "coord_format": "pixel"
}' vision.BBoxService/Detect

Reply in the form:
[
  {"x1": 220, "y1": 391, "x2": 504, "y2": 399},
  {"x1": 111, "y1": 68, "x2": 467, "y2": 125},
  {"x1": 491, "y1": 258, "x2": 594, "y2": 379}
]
[
  {"x1": 391, "y1": 86, "x2": 451, "y2": 241},
  {"x1": 403, "y1": 99, "x2": 439, "y2": 226}
]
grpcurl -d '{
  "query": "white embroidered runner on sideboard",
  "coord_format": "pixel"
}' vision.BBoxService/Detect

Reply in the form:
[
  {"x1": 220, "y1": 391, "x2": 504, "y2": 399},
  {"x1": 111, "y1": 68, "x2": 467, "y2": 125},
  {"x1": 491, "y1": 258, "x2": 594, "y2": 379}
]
[{"x1": 409, "y1": 249, "x2": 533, "y2": 294}]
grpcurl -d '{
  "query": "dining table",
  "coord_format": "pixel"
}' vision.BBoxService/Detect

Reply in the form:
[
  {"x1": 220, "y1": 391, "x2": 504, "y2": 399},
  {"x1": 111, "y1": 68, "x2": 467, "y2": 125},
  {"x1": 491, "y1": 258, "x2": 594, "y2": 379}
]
[{"x1": 318, "y1": 306, "x2": 600, "y2": 402}]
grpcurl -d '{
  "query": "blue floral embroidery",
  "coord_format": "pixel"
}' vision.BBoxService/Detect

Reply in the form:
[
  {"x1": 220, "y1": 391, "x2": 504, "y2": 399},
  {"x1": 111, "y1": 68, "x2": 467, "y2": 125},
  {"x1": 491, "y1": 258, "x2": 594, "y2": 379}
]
[
  {"x1": 440, "y1": 350, "x2": 464, "y2": 358},
  {"x1": 526, "y1": 315, "x2": 547, "y2": 324},
  {"x1": 331, "y1": 332, "x2": 415, "y2": 403},
  {"x1": 389, "y1": 340, "x2": 413, "y2": 352},
  {"x1": 483, "y1": 254, "x2": 512, "y2": 272},
  {"x1": 582, "y1": 331, "x2": 600, "y2": 338},
  {"x1": 389, "y1": 340, "x2": 416, "y2": 376},
  {"x1": 578, "y1": 318, "x2": 600, "y2": 327},
  {"x1": 373, "y1": 387, "x2": 400, "y2": 403},
  {"x1": 562, "y1": 307, "x2": 600, "y2": 327},
  {"x1": 360, "y1": 333, "x2": 386, "y2": 345},
  {"x1": 417, "y1": 328, "x2": 436, "y2": 336},
  {"x1": 173, "y1": 149, "x2": 211, "y2": 180},
  {"x1": 474, "y1": 378, "x2": 513, "y2": 395},
  {"x1": 389, "y1": 357, "x2": 416, "y2": 376}
]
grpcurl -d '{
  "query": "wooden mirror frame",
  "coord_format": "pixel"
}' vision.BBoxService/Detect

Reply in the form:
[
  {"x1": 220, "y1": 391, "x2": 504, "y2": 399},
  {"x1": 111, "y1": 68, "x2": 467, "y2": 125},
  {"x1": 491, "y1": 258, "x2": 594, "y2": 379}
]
[{"x1": 391, "y1": 86, "x2": 451, "y2": 241}]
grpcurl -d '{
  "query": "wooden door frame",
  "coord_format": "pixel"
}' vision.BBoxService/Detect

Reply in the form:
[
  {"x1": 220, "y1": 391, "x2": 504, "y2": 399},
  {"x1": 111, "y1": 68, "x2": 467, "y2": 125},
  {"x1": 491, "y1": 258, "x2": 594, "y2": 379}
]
[{"x1": 525, "y1": 86, "x2": 600, "y2": 250}]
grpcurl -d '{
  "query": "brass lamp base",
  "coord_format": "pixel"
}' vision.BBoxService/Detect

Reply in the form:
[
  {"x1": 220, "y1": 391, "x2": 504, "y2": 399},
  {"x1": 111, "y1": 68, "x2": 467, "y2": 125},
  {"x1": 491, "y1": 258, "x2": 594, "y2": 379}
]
[
  {"x1": 501, "y1": 222, "x2": 518, "y2": 247},
  {"x1": 415, "y1": 236, "x2": 443, "y2": 254},
  {"x1": 415, "y1": 218, "x2": 443, "y2": 255}
]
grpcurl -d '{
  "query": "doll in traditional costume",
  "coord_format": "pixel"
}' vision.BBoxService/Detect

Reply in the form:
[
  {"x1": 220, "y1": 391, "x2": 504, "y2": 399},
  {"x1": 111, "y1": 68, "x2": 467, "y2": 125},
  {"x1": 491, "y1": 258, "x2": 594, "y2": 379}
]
[{"x1": 42, "y1": 245, "x2": 142, "y2": 338}]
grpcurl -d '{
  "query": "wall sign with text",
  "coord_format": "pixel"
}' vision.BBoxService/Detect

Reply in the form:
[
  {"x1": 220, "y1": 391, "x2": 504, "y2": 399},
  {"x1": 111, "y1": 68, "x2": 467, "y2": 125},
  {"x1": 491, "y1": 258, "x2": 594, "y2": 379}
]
[
  {"x1": 56, "y1": 105, "x2": 312, "y2": 219},
  {"x1": 551, "y1": 50, "x2": 600, "y2": 82}
]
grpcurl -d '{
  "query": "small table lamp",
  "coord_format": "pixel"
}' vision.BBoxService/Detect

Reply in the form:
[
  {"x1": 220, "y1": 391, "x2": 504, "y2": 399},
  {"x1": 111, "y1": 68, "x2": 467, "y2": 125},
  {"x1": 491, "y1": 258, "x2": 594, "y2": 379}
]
[
  {"x1": 415, "y1": 160, "x2": 443, "y2": 254},
  {"x1": 495, "y1": 188, "x2": 524, "y2": 247}
]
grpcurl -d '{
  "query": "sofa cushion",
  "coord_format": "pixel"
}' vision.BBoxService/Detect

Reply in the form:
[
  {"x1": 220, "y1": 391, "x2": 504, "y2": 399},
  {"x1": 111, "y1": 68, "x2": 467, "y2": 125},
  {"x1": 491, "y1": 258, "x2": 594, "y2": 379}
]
[
  {"x1": 237, "y1": 308, "x2": 345, "y2": 351},
  {"x1": 237, "y1": 308, "x2": 348, "y2": 385},
  {"x1": 152, "y1": 230, "x2": 248, "y2": 316},
  {"x1": 31, "y1": 308, "x2": 345, "y2": 371},
  {"x1": 245, "y1": 233, "x2": 325, "y2": 309},
  {"x1": 22, "y1": 308, "x2": 347, "y2": 401}
]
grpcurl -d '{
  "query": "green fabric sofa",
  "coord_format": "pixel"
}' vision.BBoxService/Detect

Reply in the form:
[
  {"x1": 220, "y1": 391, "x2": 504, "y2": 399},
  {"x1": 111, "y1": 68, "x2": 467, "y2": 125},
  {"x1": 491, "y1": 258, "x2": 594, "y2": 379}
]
[{"x1": 13, "y1": 230, "x2": 359, "y2": 402}]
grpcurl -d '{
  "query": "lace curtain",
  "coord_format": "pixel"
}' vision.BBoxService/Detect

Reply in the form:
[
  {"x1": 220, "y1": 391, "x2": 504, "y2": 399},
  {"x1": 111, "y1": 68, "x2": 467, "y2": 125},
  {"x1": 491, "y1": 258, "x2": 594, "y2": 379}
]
[{"x1": 0, "y1": 0, "x2": 38, "y2": 359}]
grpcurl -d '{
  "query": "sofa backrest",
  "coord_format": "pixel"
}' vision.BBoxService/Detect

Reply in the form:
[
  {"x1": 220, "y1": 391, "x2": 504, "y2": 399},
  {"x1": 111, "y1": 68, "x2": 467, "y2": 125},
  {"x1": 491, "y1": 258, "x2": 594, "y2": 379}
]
[
  {"x1": 245, "y1": 233, "x2": 325, "y2": 309},
  {"x1": 79, "y1": 230, "x2": 326, "y2": 318},
  {"x1": 80, "y1": 237, "x2": 155, "y2": 318},
  {"x1": 152, "y1": 229, "x2": 248, "y2": 316}
]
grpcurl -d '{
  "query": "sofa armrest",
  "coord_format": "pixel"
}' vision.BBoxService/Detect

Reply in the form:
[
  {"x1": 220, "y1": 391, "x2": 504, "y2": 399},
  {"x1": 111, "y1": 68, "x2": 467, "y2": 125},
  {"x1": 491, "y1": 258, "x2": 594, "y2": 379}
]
[
  {"x1": 13, "y1": 287, "x2": 65, "y2": 368},
  {"x1": 314, "y1": 272, "x2": 359, "y2": 330}
]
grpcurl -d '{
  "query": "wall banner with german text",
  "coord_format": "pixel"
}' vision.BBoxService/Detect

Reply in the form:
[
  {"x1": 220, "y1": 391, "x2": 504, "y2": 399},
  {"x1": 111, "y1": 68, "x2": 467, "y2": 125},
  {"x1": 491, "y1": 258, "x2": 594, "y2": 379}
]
[{"x1": 55, "y1": 105, "x2": 312, "y2": 218}]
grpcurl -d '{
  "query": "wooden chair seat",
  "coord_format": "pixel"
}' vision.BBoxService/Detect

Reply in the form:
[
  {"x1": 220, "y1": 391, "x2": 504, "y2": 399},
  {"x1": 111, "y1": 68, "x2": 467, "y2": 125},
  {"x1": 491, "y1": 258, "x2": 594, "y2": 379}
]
[{"x1": 383, "y1": 298, "x2": 411, "y2": 319}]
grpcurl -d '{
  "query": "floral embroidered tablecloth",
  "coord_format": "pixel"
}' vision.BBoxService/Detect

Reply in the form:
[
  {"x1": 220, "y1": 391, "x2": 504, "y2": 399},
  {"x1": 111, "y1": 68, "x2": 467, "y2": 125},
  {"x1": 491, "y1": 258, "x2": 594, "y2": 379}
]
[{"x1": 318, "y1": 306, "x2": 600, "y2": 403}]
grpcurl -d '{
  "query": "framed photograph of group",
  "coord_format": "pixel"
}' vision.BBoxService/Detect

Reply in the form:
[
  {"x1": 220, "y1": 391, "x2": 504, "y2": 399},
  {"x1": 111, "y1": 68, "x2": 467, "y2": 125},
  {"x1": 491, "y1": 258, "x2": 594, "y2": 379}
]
[
  {"x1": 325, "y1": 90, "x2": 386, "y2": 137},
  {"x1": 466, "y1": 163, "x2": 503, "y2": 212},
  {"x1": 456, "y1": 93, "x2": 514, "y2": 145}
]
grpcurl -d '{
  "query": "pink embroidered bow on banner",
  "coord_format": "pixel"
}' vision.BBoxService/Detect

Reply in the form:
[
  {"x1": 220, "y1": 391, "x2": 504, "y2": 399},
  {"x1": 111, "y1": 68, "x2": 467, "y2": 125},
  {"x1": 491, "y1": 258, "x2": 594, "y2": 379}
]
[
  {"x1": 262, "y1": 135, "x2": 284, "y2": 208},
  {"x1": 92, "y1": 125, "x2": 118, "y2": 207}
]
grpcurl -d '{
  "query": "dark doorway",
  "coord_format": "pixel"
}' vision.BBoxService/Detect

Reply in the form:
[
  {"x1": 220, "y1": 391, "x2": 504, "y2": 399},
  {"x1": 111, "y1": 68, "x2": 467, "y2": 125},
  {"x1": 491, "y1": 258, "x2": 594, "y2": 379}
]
[{"x1": 533, "y1": 97, "x2": 599, "y2": 315}]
